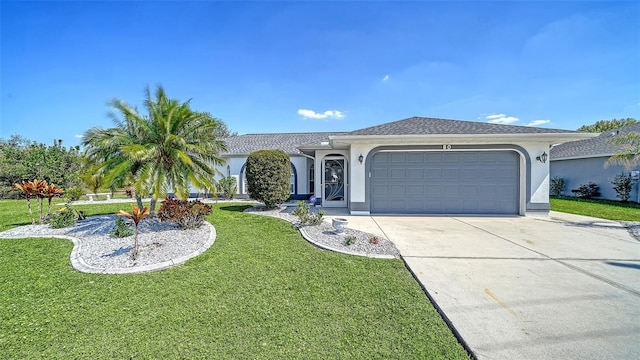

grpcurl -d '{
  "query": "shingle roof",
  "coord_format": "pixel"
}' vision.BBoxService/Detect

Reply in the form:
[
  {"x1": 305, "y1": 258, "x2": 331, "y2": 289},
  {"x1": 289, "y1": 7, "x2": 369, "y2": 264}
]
[
  {"x1": 347, "y1": 117, "x2": 578, "y2": 136},
  {"x1": 550, "y1": 122, "x2": 640, "y2": 159},
  {"x1": 221, "y1": 132, "x2": 347, "y2": 156},
  {"x1": 221, "y1": 117, "x2": 586, "y2": 156}
]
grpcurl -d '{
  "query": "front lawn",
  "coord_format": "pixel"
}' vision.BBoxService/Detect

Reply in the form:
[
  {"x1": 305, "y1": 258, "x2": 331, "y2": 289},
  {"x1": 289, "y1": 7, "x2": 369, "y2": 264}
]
[
  {"x1": 0, "y1": 201, "x2": 469, "y2": 359},
  {"x1": 550, "y1": 196, "x2": 640, "y2": 221}
]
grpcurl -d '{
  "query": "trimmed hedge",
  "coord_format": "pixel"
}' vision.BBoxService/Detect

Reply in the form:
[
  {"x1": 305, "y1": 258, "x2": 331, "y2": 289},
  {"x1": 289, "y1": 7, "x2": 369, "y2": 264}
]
[{"x1": 246, "y1": 150, "x2": 291, "y2": 208}]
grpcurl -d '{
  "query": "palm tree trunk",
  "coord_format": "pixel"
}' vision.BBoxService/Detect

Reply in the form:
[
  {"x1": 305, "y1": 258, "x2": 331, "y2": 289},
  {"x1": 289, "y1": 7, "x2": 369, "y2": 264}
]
[
  {"x1": 150, "y1": 198, "x2": 157, "y2": 213},
  {"x1": 136, "y1": 194, "x2": 143, "y2": 210}
]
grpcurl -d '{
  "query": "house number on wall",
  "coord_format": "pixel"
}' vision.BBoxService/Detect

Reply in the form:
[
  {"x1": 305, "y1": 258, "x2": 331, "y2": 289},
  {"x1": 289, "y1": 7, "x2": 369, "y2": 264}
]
[{"x1": 442, "y1": 145, "x2": 452, "y2": 150}]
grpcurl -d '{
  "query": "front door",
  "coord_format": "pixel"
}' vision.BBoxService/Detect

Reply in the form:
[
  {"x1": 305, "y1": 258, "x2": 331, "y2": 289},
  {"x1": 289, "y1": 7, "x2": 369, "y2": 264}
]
[{"x1": 322, "y1": 156, "x2": 347, "y2": 207}]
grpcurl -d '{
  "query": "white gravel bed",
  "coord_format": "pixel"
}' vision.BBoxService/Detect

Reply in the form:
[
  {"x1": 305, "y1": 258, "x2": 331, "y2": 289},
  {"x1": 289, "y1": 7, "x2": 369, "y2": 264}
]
[
  {"x1": 0, "y1": 215, "x2": 213, "y2": 272},
  {"x1": 244, "y1": 205, "x2": 400, "y2": 258}
]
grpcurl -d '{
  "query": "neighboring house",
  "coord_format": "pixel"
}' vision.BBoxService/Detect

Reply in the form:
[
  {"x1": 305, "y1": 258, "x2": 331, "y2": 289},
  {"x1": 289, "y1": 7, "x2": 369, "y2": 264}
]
[
  {"x1": 550, "y1": 123, "x2": 640, "y2": 202},
  {"x1": 218, "y1": 116, "x2": 592, "y2": 216}
]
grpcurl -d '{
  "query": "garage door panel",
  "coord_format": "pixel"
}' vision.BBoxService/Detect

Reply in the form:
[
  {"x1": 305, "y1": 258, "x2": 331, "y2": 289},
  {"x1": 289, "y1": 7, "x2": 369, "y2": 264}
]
[
  {"x1": 371, "y1": 184, "x2": 388, "y2": 196},
  {"x1": 407, "y1": 153, "x2": 424, "y2": 163},
  {"x1": 407, "y1": 184, "x2": 424, "y2": 195},
  {"x1": 371, "y1": 151, "x2": 519, "y2": 214},
  {"x1": 443, "y1": 169, "x2": 460, "y2": 179},
  {"x1": 390, "y1": 168, "x2": 406, "y2": 179},
  {"x1": 407, "y1": 168, "x2": 424, "y2": 179},
  {"x1": 390, "y1": 185, "x2": 405, "y2": 195},
  {"x1": 390, "y1": 153, "x2": 405, "y2": 163}
]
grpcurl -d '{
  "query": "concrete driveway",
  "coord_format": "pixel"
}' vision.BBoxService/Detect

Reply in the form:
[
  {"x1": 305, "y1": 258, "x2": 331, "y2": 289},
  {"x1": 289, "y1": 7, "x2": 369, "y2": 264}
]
[{"x1": 330, "y1": 211, "x2": 640, "y2": 359}]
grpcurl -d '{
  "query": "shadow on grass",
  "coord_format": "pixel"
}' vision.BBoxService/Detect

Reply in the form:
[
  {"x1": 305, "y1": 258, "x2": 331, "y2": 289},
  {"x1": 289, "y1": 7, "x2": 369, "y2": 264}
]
[{"x1": 218, "y1": 204, "x2": 253, "y2": 213}]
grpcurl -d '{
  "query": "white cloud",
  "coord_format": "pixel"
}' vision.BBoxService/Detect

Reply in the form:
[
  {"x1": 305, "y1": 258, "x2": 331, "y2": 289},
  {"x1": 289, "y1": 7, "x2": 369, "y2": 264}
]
[
  {"x1": 297, "y1": 109, "x2": 345, "y2": 120},
  {"x1": 74, "y1": 134, "x2": 83, "y2": 138},
  {"x1": 485, "y1": 114, "x2": 519, "y2": 124},
  {"x1": 525, "y1": 119, "x2": 551, "y2": 127},
  {"x1": 382, "y1": 75, "x2": 390, "y2": 81}
]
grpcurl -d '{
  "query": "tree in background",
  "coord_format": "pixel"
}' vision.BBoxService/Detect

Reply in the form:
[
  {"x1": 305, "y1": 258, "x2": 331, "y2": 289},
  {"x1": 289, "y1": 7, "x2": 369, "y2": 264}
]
[
  {"x1": 577, "y1": 118, "x2": 637, "y2": 133},
  {"x1": 0, "y1": 136, "x2": 82, "y2": 199},
  {"x1": 245, "y1": 149, "x2": 291, "y2": 208},
  {"x1": 82, "y1": 85, "x2": 228, "y2": 211}
]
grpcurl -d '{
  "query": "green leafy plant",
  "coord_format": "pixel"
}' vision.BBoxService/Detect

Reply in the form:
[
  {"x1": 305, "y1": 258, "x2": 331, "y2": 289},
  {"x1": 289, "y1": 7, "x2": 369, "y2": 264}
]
[
  {"x1": 217, "y1": 176, "x2": 237, "y2": 200},
  {"x1": 549, "y1": 176, "x2": 565, "y2": 196},
  {"x1": 117, "y1": 205, "x2": 148, "y2": 259},
  {"x1": 245, "y1": 149, "x2": 291, "y2": 208},
  {"x1": 345, "y1": 236, "x2": 356, "y2": 246},
  {"x1": 47, "y1": 206, "x2": 85, "y2": 229},
  {"x1": 611, "y1": 173, "x2": 635, "y2": 202},
  {"x1": 571, "y1": 182, "x2": 601, "y2": 199},
  {"x1": 157, "y1": 197, "x2": 212, "y2": 229},
  {"x1": 292, "y1": 201, "x2": 324, "y2": 225},
  {"x1": 369, "y1": 236, "x2": 380, "y2": 245},
  {"x1": 64, "y1": 186, "x2": 84, "y2": 203},
  {"x1": 110, "y1": 217, "x2": 135, "y2": 237}
]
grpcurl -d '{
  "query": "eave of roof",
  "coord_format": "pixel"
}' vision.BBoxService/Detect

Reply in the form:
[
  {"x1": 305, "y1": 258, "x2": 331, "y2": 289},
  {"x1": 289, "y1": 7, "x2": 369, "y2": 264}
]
[{"x1": 329, "y1": 132, "x2": 596, "y2": 145}]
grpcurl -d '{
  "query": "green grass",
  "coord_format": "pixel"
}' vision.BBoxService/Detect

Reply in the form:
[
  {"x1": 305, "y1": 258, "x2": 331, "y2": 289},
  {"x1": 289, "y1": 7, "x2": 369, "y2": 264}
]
[
  {"x1": 550, "y1": 196, "x2": 640, "y2": 221},
  {"x1": 0, "y1": 200, "x2": 469, "y2": 359}
]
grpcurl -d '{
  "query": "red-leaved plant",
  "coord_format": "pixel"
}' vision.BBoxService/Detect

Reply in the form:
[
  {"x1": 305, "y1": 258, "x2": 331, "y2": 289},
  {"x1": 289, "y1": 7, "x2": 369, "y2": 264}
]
[
  {"x1": 13, "y1": 179, "x2": 62, "y2": 224},
  {"x1": 116, "y1": 205, "x2": 148, "y2": 259}
]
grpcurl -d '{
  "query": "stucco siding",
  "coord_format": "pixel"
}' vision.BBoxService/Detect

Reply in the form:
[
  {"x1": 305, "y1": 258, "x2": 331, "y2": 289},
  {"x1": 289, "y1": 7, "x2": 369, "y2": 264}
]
[{"x1": 550, "y1": 157, "x2": 639, "y2": 201}]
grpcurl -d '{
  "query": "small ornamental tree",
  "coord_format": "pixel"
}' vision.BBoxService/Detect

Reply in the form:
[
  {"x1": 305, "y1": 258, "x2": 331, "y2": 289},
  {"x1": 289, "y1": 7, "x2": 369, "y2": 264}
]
[
  {"x1": 217, "y1": 176, "x2": 238, "y2": 200},
  {"x1": 611, "y1": 173, "x2": 635, "y2": 202},
  {"x1": 549, "y1": 176, "x2": 565, "y2": 196},
  {"x1": 245, "y1": 150, "x2": 291, "y2": 208},
  {"x1": 117, "y1": 205, "x2": 148, "y2": 259}
]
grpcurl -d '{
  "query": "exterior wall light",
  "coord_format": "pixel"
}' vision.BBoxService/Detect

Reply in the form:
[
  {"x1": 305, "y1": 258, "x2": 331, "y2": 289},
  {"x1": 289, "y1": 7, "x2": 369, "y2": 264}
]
[
  {"x1": 358, "y1": 154, "x2": 364, "y2": 164},
  {"x1": 536, "y1": 152, "x2": 548, "y2": 164}
]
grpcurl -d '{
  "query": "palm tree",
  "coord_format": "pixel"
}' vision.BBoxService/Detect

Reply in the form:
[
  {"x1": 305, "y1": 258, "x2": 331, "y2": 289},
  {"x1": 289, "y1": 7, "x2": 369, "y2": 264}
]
[
  {"x1": 82, "y1": 85, "x2": 228, "y2": 211},
  {"x1": 606, "y1": 132, "x2": 640, "y2": 170}
]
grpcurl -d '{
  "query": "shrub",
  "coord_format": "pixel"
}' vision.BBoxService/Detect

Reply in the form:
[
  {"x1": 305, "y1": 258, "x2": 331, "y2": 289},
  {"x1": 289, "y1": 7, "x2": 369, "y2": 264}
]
[
  {"x1": 245, "y1": 150, "x2": 291, "y2": 208},
  {"x1": 345, "y1": 236, "x2": 356, "y2": 246},
  {"x1": 549, "y1": 176, "x2": 565, "y2": 196},
  {"x1": 571, "y1": 182, "x2": 601, "y2": 199},
  {"x1": 47, "y1": 206, "x2": 85, "y2": 229},
  {"x1": 110, "y1": 217, "x2": 134, "y2": 237},
  {"x1": 611, "y1": 173, "x2": 635, "y2": 202},
  {"x1": 292, "y1": 201, "x2": 324, "y2": 225},
  {"x1": 369, "y1": 236, "x2": 380, "y2": 245},
  {"x1": 158, "y1": 197, "x2": 212, "y2": 229},
  {"x1": 65, "y1": 186, "x2": 84, "y2": 202},
  {"x1": 217, "y1": 176, "x2": 237, "y2": 200},
  {"x1": 0, "y1": 186, "x2": 23, "y2": 199}
]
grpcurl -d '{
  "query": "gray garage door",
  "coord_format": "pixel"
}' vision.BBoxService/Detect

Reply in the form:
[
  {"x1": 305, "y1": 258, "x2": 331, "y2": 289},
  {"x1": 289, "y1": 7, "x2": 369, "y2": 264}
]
[{"x1": 370, "y1": 151, "x2": 519, "y2": 214}]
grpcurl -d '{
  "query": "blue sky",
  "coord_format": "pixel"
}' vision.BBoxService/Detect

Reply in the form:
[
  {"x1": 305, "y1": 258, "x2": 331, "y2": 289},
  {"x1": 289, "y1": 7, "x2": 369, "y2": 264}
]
[{"x1": 1, "y1": 1, "x2": 639, "y2": 147}]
